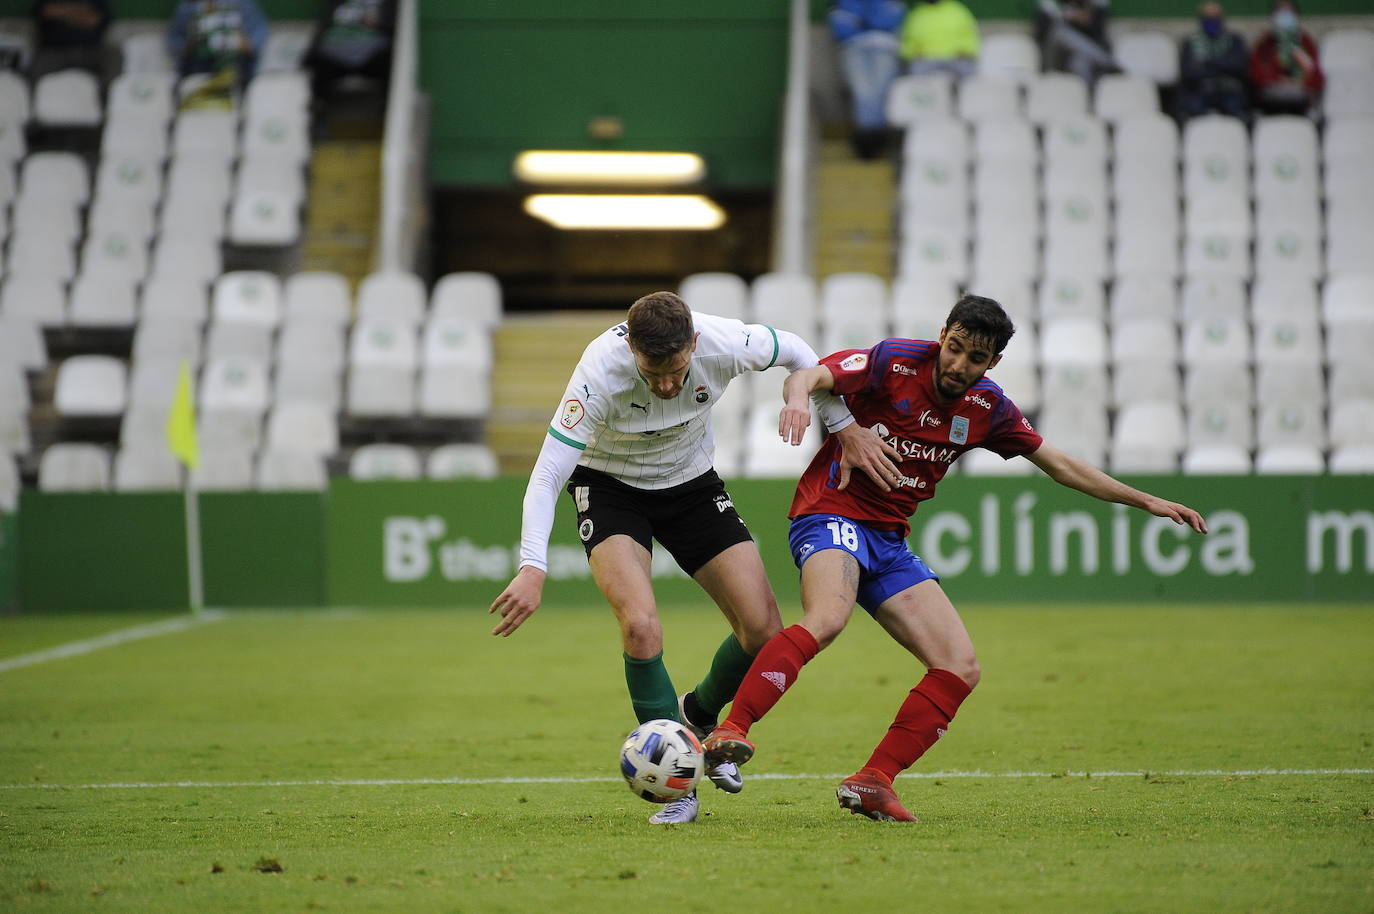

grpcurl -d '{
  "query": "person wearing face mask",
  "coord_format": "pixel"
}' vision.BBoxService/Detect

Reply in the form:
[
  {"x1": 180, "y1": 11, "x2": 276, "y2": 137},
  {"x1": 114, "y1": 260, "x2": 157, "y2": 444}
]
[
  {"x1": 1249, "y1": 0, "x2": 1324, "y2": 116},
  {"x1": 1177, "y1": 2, "x2": 1251, "y2": 122}
]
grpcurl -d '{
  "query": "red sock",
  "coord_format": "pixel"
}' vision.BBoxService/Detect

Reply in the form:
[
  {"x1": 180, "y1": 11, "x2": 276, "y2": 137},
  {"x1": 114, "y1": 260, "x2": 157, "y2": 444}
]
[
  {"x1": 863, "y1": 668, "x2": 972, "y2": 782},
  {"x1": 721, "y1": 624, "x2": 820, "y2": 735}
]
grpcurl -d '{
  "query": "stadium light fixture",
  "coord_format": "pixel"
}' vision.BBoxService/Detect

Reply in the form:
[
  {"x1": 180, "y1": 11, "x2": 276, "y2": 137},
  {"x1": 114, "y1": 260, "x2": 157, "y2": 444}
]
[
  {"x1": 523, "y1": 194, "x2": 727, "y2": 230},
  {"x1": 514, "y1": 150, "x2": 706, "y2": 186}
]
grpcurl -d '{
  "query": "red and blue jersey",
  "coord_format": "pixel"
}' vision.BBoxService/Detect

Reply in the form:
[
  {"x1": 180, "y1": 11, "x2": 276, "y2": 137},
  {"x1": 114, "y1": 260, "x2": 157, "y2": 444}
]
[{"x1": 790, "y1": 338, "x2": 1043, "y2": 536}]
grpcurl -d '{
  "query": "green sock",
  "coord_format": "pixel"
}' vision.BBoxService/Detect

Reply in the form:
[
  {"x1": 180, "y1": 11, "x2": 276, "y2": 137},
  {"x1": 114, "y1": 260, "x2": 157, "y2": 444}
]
[
  {"x1": 691, "y1": 634, "x2": 756, "y2": 722},
  {"x1": 623, "y1": 652, "x2": 679, "y2": 725}
]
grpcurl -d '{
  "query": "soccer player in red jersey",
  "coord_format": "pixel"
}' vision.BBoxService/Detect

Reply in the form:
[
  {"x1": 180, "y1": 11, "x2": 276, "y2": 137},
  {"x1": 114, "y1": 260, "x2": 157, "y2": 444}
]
[{"x1": 704, "y1": 294, "x2": 1209, "y2": 822}]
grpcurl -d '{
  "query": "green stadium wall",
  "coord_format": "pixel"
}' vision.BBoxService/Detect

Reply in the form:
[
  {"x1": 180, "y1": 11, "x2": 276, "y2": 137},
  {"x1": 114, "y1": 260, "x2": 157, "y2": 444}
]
[{"x1": 13, "y1": 476, "x2": 1373, "y2": 612}]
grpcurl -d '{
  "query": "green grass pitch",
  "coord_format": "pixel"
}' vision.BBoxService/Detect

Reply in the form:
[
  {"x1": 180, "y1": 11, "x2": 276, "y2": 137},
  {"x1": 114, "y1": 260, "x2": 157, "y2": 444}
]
[{"x1": 1, "y1": 603, "x2": 1371, "y2": 912}]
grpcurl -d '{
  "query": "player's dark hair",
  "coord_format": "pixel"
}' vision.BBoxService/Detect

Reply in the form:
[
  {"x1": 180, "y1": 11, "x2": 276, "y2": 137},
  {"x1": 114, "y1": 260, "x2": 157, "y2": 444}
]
[
  {"x1": 944, "y1": 294, "x2": 1016, "y2": 353},
  {"x1": 627, "y1": 291, "x2": 695, "y2": 361}
]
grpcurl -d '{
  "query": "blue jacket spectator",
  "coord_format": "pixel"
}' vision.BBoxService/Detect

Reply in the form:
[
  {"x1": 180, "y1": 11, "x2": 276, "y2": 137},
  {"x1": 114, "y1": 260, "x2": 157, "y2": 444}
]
[
  {"x1": 167, "y1": 0, "x2": 269, "y2": 84},
  {"x1": 828, "y1": 0, "x2": 907, "y2": 159},
  {"x1": 1177, "y1": 2, "x2": 1250, "y2": 121}
]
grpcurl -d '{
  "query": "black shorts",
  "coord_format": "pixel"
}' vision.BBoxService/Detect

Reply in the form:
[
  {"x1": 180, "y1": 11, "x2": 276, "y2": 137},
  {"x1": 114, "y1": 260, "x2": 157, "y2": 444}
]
[{"x1": 566, "y1": 466, "x2": 754, "y2": 577}]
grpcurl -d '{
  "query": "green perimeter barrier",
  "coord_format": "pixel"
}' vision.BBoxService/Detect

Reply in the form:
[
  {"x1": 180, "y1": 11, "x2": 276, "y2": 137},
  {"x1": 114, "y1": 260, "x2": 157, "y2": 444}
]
[
  {"x1": 328, "y1": 475, "x2": 1374, "y2": 607},
  {"x1": 17, "y1": 491, "x2": 326, "y2": 612},
  {"x1": 0, "y1": 511, "x2": 16, "y2": 612},
  {"x1": 13, "y1": 476, "x2": 1371, "y2": 611}
]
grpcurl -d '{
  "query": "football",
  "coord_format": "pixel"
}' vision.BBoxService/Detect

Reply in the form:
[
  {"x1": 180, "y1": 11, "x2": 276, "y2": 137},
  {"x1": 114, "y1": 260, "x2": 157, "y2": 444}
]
[{"x1": 618, "y1": 718, "x2": 704, "y2": 803}]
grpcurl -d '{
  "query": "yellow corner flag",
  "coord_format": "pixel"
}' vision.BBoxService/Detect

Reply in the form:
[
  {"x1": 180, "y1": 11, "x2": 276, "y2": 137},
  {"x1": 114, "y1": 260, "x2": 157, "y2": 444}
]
[{"x1": 166, "y1": 360, "x2": 200, "y2": 469}]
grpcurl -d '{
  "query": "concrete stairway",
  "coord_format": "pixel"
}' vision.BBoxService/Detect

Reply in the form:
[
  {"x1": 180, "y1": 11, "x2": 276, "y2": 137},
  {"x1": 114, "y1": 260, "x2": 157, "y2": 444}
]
[
  {"x1": 486, "y1": 311, "x2": 623, "y2": 475},
  {"x1": 300, "y1": 140, "x2": 381, "y2": 289},
  {"x1": 812, "y1": 137, "x2": 896, "y2": 280}
]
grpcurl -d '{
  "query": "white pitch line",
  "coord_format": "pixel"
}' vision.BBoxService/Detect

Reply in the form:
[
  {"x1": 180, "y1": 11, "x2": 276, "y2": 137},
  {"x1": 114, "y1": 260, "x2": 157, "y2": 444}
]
[
  {"x1": 0, "y1": 610, "x2": 228, "y2": 674},
  {"x1": 1, "y1": 768, "x2": 1370, "y2": 791}
]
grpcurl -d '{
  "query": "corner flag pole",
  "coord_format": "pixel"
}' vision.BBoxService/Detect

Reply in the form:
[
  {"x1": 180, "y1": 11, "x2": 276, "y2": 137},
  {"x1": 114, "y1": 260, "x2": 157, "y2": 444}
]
[{"x1": 166, "y1": 360, "x2": 204, "y2": 614}]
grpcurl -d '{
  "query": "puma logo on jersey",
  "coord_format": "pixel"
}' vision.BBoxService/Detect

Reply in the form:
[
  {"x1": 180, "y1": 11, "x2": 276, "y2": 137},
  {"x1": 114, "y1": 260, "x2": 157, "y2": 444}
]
[{"x1": 630, "y1": 402, "x2": 649, "y2": 412}]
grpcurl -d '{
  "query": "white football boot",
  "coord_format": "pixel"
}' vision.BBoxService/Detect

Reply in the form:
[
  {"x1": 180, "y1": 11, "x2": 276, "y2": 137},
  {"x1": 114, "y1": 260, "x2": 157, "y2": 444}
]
[
  {"x1": 678, "y1": 693, "x2": 744, "y2": 794},
  {"x1": 647, "y1": 789, "x2": 698, "y2": 824}
]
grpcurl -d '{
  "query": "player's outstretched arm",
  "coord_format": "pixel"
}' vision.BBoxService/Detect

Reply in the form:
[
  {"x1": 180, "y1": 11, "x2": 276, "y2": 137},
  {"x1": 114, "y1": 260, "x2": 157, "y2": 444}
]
[
  {"x1": 1026, "y1": 443, "x2": 1209, "y2": 534},
  {"x1": 490, "y1": 565, "x2": 547, "y2": 637}
]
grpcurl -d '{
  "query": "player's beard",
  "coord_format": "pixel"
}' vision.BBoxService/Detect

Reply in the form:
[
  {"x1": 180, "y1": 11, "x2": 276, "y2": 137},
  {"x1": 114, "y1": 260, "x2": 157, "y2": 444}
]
[{"x1": 933, "y1": 362, "x2": 977, "y2": 401}]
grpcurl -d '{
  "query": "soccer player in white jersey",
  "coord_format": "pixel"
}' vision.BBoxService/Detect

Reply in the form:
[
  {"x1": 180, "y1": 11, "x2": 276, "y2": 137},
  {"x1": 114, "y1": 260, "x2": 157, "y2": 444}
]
[{"x1": 490, "y1": 291, "x2": 901, "y2": 824}]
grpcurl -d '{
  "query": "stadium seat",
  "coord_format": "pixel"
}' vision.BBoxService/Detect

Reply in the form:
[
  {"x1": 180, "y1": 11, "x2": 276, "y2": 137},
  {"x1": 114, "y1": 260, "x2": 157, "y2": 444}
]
[
  {"x1": 213, "y1": 272, "x2": 285, "y2": 328},
  {"x1": 1324, "y1": 207, "x2": 1374, "y2": 278},
  {"x1": 1253, "y1": 315, "x2": 1322, "y2": 365},
  {"x1": 1250, "y1": 275, "x2": 1318, "y2": 323},
  {"x1": 171, "y1": 109, "x2": 239, "y2": 166},
  {"x1": 959, "y1": 449, "x2": 1035, "y2": 475},
  {"x1": 244, "y1": 69, "x2": 312, "y2": 114},
  {"x1": 956, "y1": 75, "x2": 1021, "y2": 121},
  {"x1": 1110, "y1": 317, "x2": 1179, "y2": 407},
  {"x1": 1329, "y1": 399, "x2": 1374, "y2": 450},
  {"x1": 1187, "y1": 398, "x2": 1255, "y2": 450},
  {"x1": 143, "y1": 270, "x2": 212, "y2": 328},
  {"x1": 1114, "y1": 30, "x2": 1179, "y2": 85},
  {"x1": 898, "y1": 226, "x2": 968, "y2": 284},
  {"x1": 900, "y1": 152, "x2": 970, "y2": 239},
  {"x1": 427, "y1": 443, "x2": 500, "y2": 480},
  {"x1": 751, "y1": 272, "x2": 819, "y2": 337},
  {"x1": 819, "y1": 273, "x2": 889, "y2": 352},
  {"x1": 204, "y1": 321, "x2": 274, "y2": 364},
  {"x1": 1253, "y1": 116, "x2": 1318, "y2": 203},
  {"x1": 1041, "y1": 115, "x2": 1107, "y2": 170},
  {"x1": 54, "y1": 356, "x2": 127, "y2": 417},
  {"x1": 21, "y1": 150, "x2": 90, "y2": 206},
  {"x1": 679, "y1": 272, "x2": 748, "y2": 320},
  {"x1": 236, "y1": 151, "x2": 308, "y2": 200},
  {"x1": 1043, "y1": 192, "x2": 1109, "y2": 279},
  {"x1": 278, "y1": 320, "x2": 346, "y2": 374},
  {"x1": 1183, "y1": 114, "x2": 1249, "y2": 197},
  {"x1": 1180, "y1": 275, "x2": 1246, "y2": 322},
  {"x1": 68, "y1": 273, "x2": 139, "y2": 328},
  {"x1": 0, "y1": 402, "x2": 32, "y2": 457},
  {"x1": 149, "y1": 238, "x2": 223, "y2": 291},
  {"x1": 978, "y1": 33, "x2": 1039, "y2": 83},
  {"x1": 32, "y1": 68, "x2": 101, "y2": 127},
  {"x1": 1320, "y1": 27, "x2": 1374, "y2": 71},
  {"x1": 1113, "y1": 198, "x2": 1181, "y2": 278},
  {"x1": 241, "y1": 110, "x2": 311, "y2": 165},
  {"x1": 106, "y1": 72, "x2": 176, "y2": 127},
  {"x1": 967, "y1": 272, "x2": 1034, "y2": 327},
  {"x1": 422, "y1": 317, "x2": 495, "y2": 370},
  {"x1": 1108, "y1": 273, "x2": 1177, "y2": 323},
  {"x1": 350, "y1": 318, "x2": 419, "y2": 368},
  {"x1": 1329, "y1": 444, "x2": 1374, "y2": 474},
  {"x1": 255, "y1": 449, "x2": 328, "y2": 491},
  {"x1": 1256, "y1": 360, "x2": 1325, "y2": 410},
  {"x1": 1323, "y1": 68, "x2": 1374, "y2": 119},
  {"x1": 101, "y1": 112, "x2": 169, "y2": 159},
  {"x1": 350, "y1": 443, "x2": 423, "y2": 480},
  {"x1": 0, "y1": 119, "x2": 24, "y2": 166},
  {"x1": 1183, "y1": 317, "x2": 1251, "y2": 365},
  {"x1": 199, "y1": 407, "x2": 263, "y2": 454},
  {"x1": 38, "y1": 443, "x2": 111, "y2": 491},
  {"x1": 200, "y1": 356, "x2": 271, "y2": 418},
  {"x1": 901, "y1": 115, "x2": 969, "y2": 164},
  {"x1": 1025, "y1": 73, "x2": 1087, "y2": 124},
  {"x1": 1322, "y1": 117, "x2": 1374, "y2": 173},
  {"x1": 113, "y1": 446, "x2": 182, "y2": 492},
  {"x1": 0, "y1": 453, "x2": 17, "y2": 510},
  {"x1": 1258, "y1": 400, "x2": 1327, "y2": 452},
  {"x1": 1183, "y1": 230, "x2": 1252, "y2": 281},
  {"x1": 191, "y1": 447, "x2": 256, "y2": 491},
  {"x1": 418, "y1": 364, "x2": 492, "y2": 419},
  {"x1": 1254, "y1": 444, "x2": 1324, "y2": 474},
  {"x1": 275, "y1": 359, "x2": 343, "y2": 412},
  {"x1": 1038, "y1": 274, "x2": 1105, "y2": 323},
  {"x1": 227, "y1": 188, "x2": 302, "y2": 246},
  {"x1": 988, "y1": 329, "x2": 1040, "y2": 413},
  {"x1": 121, "y1": 31, "x2": 174, "y2": 73},
  {"x1": 885, "y1": 73, "x2": 953, "y2": 125},
  {"x1": 1036, "y1": 400, "x2": 1109, "y2": 465},
  {"x1": 1253, "y1": 223, "x2": 1322, "y2": 281},
  {"x1": 346, "y1": 366, "x2": 416, "y2": 417},
  {"x1": 285, "y1": 271, "x2": 353, "y2": 326},
  {"x1": 0, "y1": 275, "x2": 65, "y2": 329},
  {"x1": 126, "y1": 358, "x2": 183, "y2": 413},
  {"x1": 1181, "y1": 444, "x2": 1252, "y2": 475},
  {"x1": 740, "y1": 393, "x2": 820, "y2": 478},
  {"x1": 1093, "y1": 73, "x2": 1157, "y2": 122},
  {"x1": 1111, "y1": 400, "x2": 1185, "y2": 472},
  {"x1": 132, "y1": 317, "x2": 203, "y2": 366},
  {"x1": 1326, "y1": 319, "x2": 1374, "y2": 373},
  {"x1": 1184, "y1": 350, "x2": 1253, "y2": 404},
  {"x1": 264, "y1": 401, "x2": 340, "y2": 458},
  {"x1": 1112, "y1": 113, "x2": 1179, "y2": 202},
  {"x1": 0, "y1": 314, "x2": 48, "y2": 372},
  {"x1": 0, "y1": 69, "x2": 30, "y2": 124},
  {"x1": 890, "y1": 273, "x2": 957, "y2": 339},
  {"x1": 974, "y1": 118, "x2": 1038, "y2": 168},
  {"x1": 357, "y1": 270, "x2": 428, "y2": 326},
  {"x1": 430, "y1": 272, "x2": 503, "y2": 328}
]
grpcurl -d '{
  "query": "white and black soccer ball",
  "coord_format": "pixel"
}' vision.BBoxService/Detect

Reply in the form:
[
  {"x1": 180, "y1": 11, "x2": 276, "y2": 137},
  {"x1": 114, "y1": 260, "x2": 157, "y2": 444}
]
[{"x1": 619, "y1": 718, "x2": 704, "y2": 803}]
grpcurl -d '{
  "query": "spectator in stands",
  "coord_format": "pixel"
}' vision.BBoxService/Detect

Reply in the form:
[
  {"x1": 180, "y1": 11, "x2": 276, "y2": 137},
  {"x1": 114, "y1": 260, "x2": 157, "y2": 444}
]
[
  {"x1": 900, "y1": 0, "x2": 980, "y2": 81},
  {"x1": 167, "y1": 0, "x2": 269, "y2": 87},
  {"x1": 30, "y1": 0, "x2": 118, "y2": 84},
  {"x1": 828, "y1": 0, "x2": 907, "y2": 160},
  {"x1": 304, "y1": 0, "x2": 395, "y2": 100},
  {"x1": 1249, "y1": 0, "x2": 1323, "y2": 117},
  {"x1": 1034, "y1": 0, "x2": 1120, "y2": 84},
  {"x1": 1176, "y1": 2, "x2": 1250, "y2": 122}
]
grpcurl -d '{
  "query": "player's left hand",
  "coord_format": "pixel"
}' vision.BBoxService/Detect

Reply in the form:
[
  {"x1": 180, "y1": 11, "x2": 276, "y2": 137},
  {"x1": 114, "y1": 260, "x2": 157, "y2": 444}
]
[
  {"x1": 833, "y1": 424, "x2": 902, "y2": 491},
  {"x1": 1145, "y1": 497, "x2": 1209, "y2": 534}
]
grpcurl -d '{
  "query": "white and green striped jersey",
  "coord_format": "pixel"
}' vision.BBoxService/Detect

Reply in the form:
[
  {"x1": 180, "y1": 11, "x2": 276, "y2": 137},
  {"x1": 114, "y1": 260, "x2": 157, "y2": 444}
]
[{"x1": 516, "y1": 311, "x2": 854, "y2": 572}]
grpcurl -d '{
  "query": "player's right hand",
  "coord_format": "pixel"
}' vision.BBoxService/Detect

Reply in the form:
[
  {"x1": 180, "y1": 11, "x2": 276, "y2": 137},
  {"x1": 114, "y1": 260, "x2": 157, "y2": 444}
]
[
  {"x1": 490, "y1": 566, "x2": 546, "y2": 637},
  {"x1": 833, "y1": 424, "x2": 903, "y2": 491}
]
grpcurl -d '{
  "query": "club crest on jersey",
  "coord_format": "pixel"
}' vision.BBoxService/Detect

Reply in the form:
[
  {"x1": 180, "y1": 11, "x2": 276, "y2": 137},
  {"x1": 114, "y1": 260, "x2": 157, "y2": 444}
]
[
  {"x1": 950, "y1": 415, "x2": 970, "y2": 444},
  {"x1": 561, "y1": 399, "x2": 585, "y2": 429},
  {"x1": 694, "y1": 385, "x2": 710, "y2": 404},
  {"x1": 839, "y1": 353, "x2": 868, "y2": 372}
]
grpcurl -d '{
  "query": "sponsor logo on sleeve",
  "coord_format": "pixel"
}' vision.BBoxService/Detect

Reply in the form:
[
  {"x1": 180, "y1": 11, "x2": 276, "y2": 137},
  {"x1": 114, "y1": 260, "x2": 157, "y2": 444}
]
[
  {"x1": 560, "y1": 399, "x2": 585, "y2": 429},
  {"x1": 950, "y1": 415, "x2": 970, "y2": 444},
  {"x1": 839, "y1": 353, "x2": 868, "y2": 372}
]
